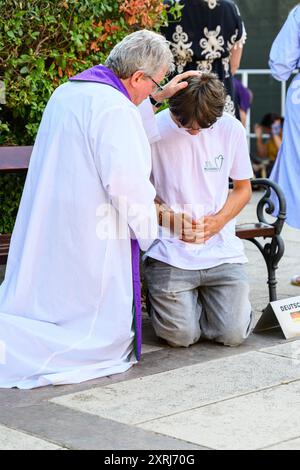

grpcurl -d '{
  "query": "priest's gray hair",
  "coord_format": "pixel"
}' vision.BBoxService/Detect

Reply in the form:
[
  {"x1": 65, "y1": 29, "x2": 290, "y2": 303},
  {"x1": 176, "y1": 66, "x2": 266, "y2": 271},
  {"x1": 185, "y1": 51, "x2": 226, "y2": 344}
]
[{"x1": 105, "y1": 29, "x2": 174, "y2": 79}]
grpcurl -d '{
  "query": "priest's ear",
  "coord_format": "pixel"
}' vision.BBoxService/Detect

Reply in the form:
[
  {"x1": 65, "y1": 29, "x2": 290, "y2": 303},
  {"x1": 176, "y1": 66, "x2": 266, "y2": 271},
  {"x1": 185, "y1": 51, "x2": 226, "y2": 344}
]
[{"x1": 129, "y1": 70, "x2": 147, "y2": 89}]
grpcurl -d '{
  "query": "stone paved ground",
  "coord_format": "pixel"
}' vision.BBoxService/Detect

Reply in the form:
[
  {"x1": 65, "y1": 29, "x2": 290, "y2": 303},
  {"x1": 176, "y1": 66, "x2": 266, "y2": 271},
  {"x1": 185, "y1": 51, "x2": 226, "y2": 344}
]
[{"x1": 0, "y1": 190, "x2": 300, "y2": 450}]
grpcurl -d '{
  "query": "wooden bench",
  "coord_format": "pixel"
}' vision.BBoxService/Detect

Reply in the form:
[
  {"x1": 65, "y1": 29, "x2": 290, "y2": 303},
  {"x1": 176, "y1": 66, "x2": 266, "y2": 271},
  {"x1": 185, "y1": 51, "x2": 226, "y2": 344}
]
[{"x1": 0, "y1": 146, "x2": 286, "y2": 302}]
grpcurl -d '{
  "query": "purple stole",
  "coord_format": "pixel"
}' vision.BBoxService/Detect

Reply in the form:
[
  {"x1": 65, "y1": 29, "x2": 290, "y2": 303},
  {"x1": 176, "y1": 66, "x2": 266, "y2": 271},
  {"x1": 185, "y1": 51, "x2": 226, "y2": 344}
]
[{"x1": 70, "y1": 66, "x2": 142, "y2": 360}]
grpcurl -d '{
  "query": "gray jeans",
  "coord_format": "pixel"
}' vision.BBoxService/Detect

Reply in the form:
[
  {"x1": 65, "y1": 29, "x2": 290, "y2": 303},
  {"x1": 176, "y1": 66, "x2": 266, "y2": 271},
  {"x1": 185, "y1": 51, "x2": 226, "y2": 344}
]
[{"x1": 143, "y1": 258, "x2": 253, "y2": 348}]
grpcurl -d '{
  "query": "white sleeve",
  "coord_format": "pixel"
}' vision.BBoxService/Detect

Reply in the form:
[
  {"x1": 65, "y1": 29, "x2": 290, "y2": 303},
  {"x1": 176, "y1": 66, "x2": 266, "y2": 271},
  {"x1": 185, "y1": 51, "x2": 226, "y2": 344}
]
[
  {"x1": 229, "y1": 125, "x2": 253, "y2": 180},
  {"x1": 92, "y1": 104, "x2": 158, "y2": 251},
  {"x1": 269, "y1": 6, "x2": 300, "y2": 81},
  {"x1": 138, "y1": 98, "x2": 161, "y2": 144}
]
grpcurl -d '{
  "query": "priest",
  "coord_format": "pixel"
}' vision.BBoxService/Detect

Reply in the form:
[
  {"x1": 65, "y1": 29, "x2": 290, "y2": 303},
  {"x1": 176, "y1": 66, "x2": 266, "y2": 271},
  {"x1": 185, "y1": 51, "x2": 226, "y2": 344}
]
[{"x1": 0, "y1": 30, "x2": 196, "y2": 389}]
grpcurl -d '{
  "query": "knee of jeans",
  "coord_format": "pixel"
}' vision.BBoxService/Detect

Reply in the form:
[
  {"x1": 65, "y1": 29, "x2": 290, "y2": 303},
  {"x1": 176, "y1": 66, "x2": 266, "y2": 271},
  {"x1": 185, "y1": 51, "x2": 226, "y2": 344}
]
[
  {"x1": 165, "y1": 328, "x2": 200, "y2": 348},
  {"x1": 219, "y1": 324, "x2": 249, "y2": 347}
]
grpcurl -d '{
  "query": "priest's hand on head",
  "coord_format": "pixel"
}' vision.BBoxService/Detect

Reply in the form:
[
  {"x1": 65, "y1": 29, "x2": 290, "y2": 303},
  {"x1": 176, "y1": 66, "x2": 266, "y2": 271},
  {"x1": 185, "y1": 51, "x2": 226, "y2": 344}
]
[{"x1": 152, "y1": 70, "x2": 201, "y2": 103}]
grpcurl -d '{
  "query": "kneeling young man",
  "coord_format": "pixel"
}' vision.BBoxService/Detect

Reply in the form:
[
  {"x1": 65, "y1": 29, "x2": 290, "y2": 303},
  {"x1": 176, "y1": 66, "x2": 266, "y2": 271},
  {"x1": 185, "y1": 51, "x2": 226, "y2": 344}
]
[{"x1": 144, "y1": 74, "x2": 253, "y2": 348}]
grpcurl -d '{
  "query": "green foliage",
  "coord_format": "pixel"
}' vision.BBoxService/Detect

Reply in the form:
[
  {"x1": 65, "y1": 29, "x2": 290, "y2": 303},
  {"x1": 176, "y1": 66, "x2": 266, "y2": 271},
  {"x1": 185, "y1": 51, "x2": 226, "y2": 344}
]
[
  {"x1": 1, "y1": 0, "x2": 123, "y2": 144},
  {"x1": 0, "y1": 0, "x2": 180, "y2": 234},
  {"x1": 0, "y1": 173, "x2": 26, "y2": 233}
]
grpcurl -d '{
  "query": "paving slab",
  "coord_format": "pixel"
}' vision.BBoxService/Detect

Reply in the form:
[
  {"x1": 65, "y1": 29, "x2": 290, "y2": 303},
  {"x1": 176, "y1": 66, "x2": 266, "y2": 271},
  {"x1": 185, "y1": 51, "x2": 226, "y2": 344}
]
[
  {"x1": 265, "y1": 437, "x2": 300, "y2": 450},
  {"x1": 0, "y1": 423, "x2": 63, "y2": 450},
  {"x1": 138, "y1": 380, "x2": 300, "y2": 450},
  {"x1": 51, "y1": 351, "x2": 300, "y2": 425},
  {"x1": 0, "y1": 330, "x2": 284, "y2": 409},
  {"x1": 260, "y1": 340, "x2": 300, "y2": 362},
  {"x1": 0, "y1": 403, "x2": 207, "y2": 451},
  {"x1": 141, "y1": 344, "x2": 165, "y2": 354}
]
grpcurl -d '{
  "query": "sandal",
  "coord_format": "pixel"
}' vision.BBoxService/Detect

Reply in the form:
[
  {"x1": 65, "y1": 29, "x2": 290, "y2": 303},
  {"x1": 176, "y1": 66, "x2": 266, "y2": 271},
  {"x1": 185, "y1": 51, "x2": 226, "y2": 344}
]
[{"x1": 291, "y1": 275, "x2": 300, "y2": 286}]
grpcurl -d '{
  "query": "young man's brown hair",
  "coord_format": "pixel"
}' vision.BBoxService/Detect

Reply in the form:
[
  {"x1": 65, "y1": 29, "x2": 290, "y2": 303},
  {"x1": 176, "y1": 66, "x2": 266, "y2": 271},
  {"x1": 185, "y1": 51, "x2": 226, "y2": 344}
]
[{"x1": 168, "y1": 73, "x2": 226, "y2": 129}]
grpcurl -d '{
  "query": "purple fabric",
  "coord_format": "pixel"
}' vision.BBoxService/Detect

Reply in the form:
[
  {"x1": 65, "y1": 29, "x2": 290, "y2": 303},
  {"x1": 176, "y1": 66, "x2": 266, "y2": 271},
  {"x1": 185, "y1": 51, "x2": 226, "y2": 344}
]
[
  {"x1": 69, "y1": 65, "x2": 130, "y2": 100},
  {"x1": 233, "y1": 78, "x2": 251, "y2": 112},
  {"x1": 70, "y1": 65, "x2": 142, "y2": 360}
]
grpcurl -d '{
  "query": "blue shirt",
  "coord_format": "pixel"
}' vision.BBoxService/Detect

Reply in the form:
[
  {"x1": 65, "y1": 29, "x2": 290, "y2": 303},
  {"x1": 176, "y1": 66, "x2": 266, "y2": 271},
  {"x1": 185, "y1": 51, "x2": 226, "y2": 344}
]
[{"x1": 269, "y1": 6, "x2": 300, "y2": 81}]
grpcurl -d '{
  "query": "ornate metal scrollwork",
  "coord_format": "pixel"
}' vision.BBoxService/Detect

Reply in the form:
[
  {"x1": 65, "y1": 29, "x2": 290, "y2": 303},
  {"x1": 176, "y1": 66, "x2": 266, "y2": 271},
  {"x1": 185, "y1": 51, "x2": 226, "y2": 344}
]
[
  {"x1": 252, "y1": 178, "x2": 286, "y2": 235},
  {"x1": 249, "y1": 179, "x2": 287, "y2": 303}
]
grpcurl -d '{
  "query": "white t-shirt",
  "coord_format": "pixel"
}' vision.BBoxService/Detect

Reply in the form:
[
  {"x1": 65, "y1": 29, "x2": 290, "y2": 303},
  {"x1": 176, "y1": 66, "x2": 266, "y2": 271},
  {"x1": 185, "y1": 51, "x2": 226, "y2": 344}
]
[{"x1": 146, "y1": 109, "x2": 253, "y2": 270}]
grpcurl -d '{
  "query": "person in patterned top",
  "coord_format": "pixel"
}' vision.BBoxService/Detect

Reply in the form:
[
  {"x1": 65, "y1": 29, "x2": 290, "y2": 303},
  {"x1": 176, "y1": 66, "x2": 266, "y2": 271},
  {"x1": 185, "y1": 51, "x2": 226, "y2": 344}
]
[{"x1": 162, "y1": 0, "x2": 247, "y2": 117}]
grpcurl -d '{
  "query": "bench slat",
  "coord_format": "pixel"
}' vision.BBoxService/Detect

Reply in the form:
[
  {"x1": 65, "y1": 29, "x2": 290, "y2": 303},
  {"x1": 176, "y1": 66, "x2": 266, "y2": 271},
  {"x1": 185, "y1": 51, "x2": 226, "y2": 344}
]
[
  {"x1": 0, "y1": 234, "x2": 11, "y2": 264},
  {"x1": 0, "y1": 146, "x2": 33, "y2": 172},
  {"x1": 235, "y1": 222, "x2": 275, "y2": 240}
]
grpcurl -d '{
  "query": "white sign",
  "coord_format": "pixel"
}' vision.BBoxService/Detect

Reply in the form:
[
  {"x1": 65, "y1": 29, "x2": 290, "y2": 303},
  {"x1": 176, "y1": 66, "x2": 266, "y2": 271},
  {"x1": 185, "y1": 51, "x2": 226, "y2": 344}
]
[{"x1": 254, "y1": 295, "x2": 300, "y2": 339}]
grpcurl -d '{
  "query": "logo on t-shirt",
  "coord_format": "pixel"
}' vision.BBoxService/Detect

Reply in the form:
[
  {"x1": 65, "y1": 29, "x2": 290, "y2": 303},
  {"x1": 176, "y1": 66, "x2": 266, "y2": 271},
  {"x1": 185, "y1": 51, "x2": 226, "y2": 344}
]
[{"x1": 204, "y1": 155, "x2": 224, "y2": 172}]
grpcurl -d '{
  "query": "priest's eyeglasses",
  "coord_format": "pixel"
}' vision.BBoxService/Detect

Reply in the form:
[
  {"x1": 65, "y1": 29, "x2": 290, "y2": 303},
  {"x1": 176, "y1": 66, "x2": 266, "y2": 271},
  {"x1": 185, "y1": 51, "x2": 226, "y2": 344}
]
[{"x1": 146, "y1": 76, "x2": 164, "y2": 93}]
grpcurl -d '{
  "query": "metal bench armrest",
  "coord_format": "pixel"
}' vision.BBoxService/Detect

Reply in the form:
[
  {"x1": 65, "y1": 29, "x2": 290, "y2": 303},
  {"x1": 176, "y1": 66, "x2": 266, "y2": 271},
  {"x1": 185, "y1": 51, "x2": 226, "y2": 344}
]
[{"x1": 251, "y1": 178, "x2": 286, "y2": 235}]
